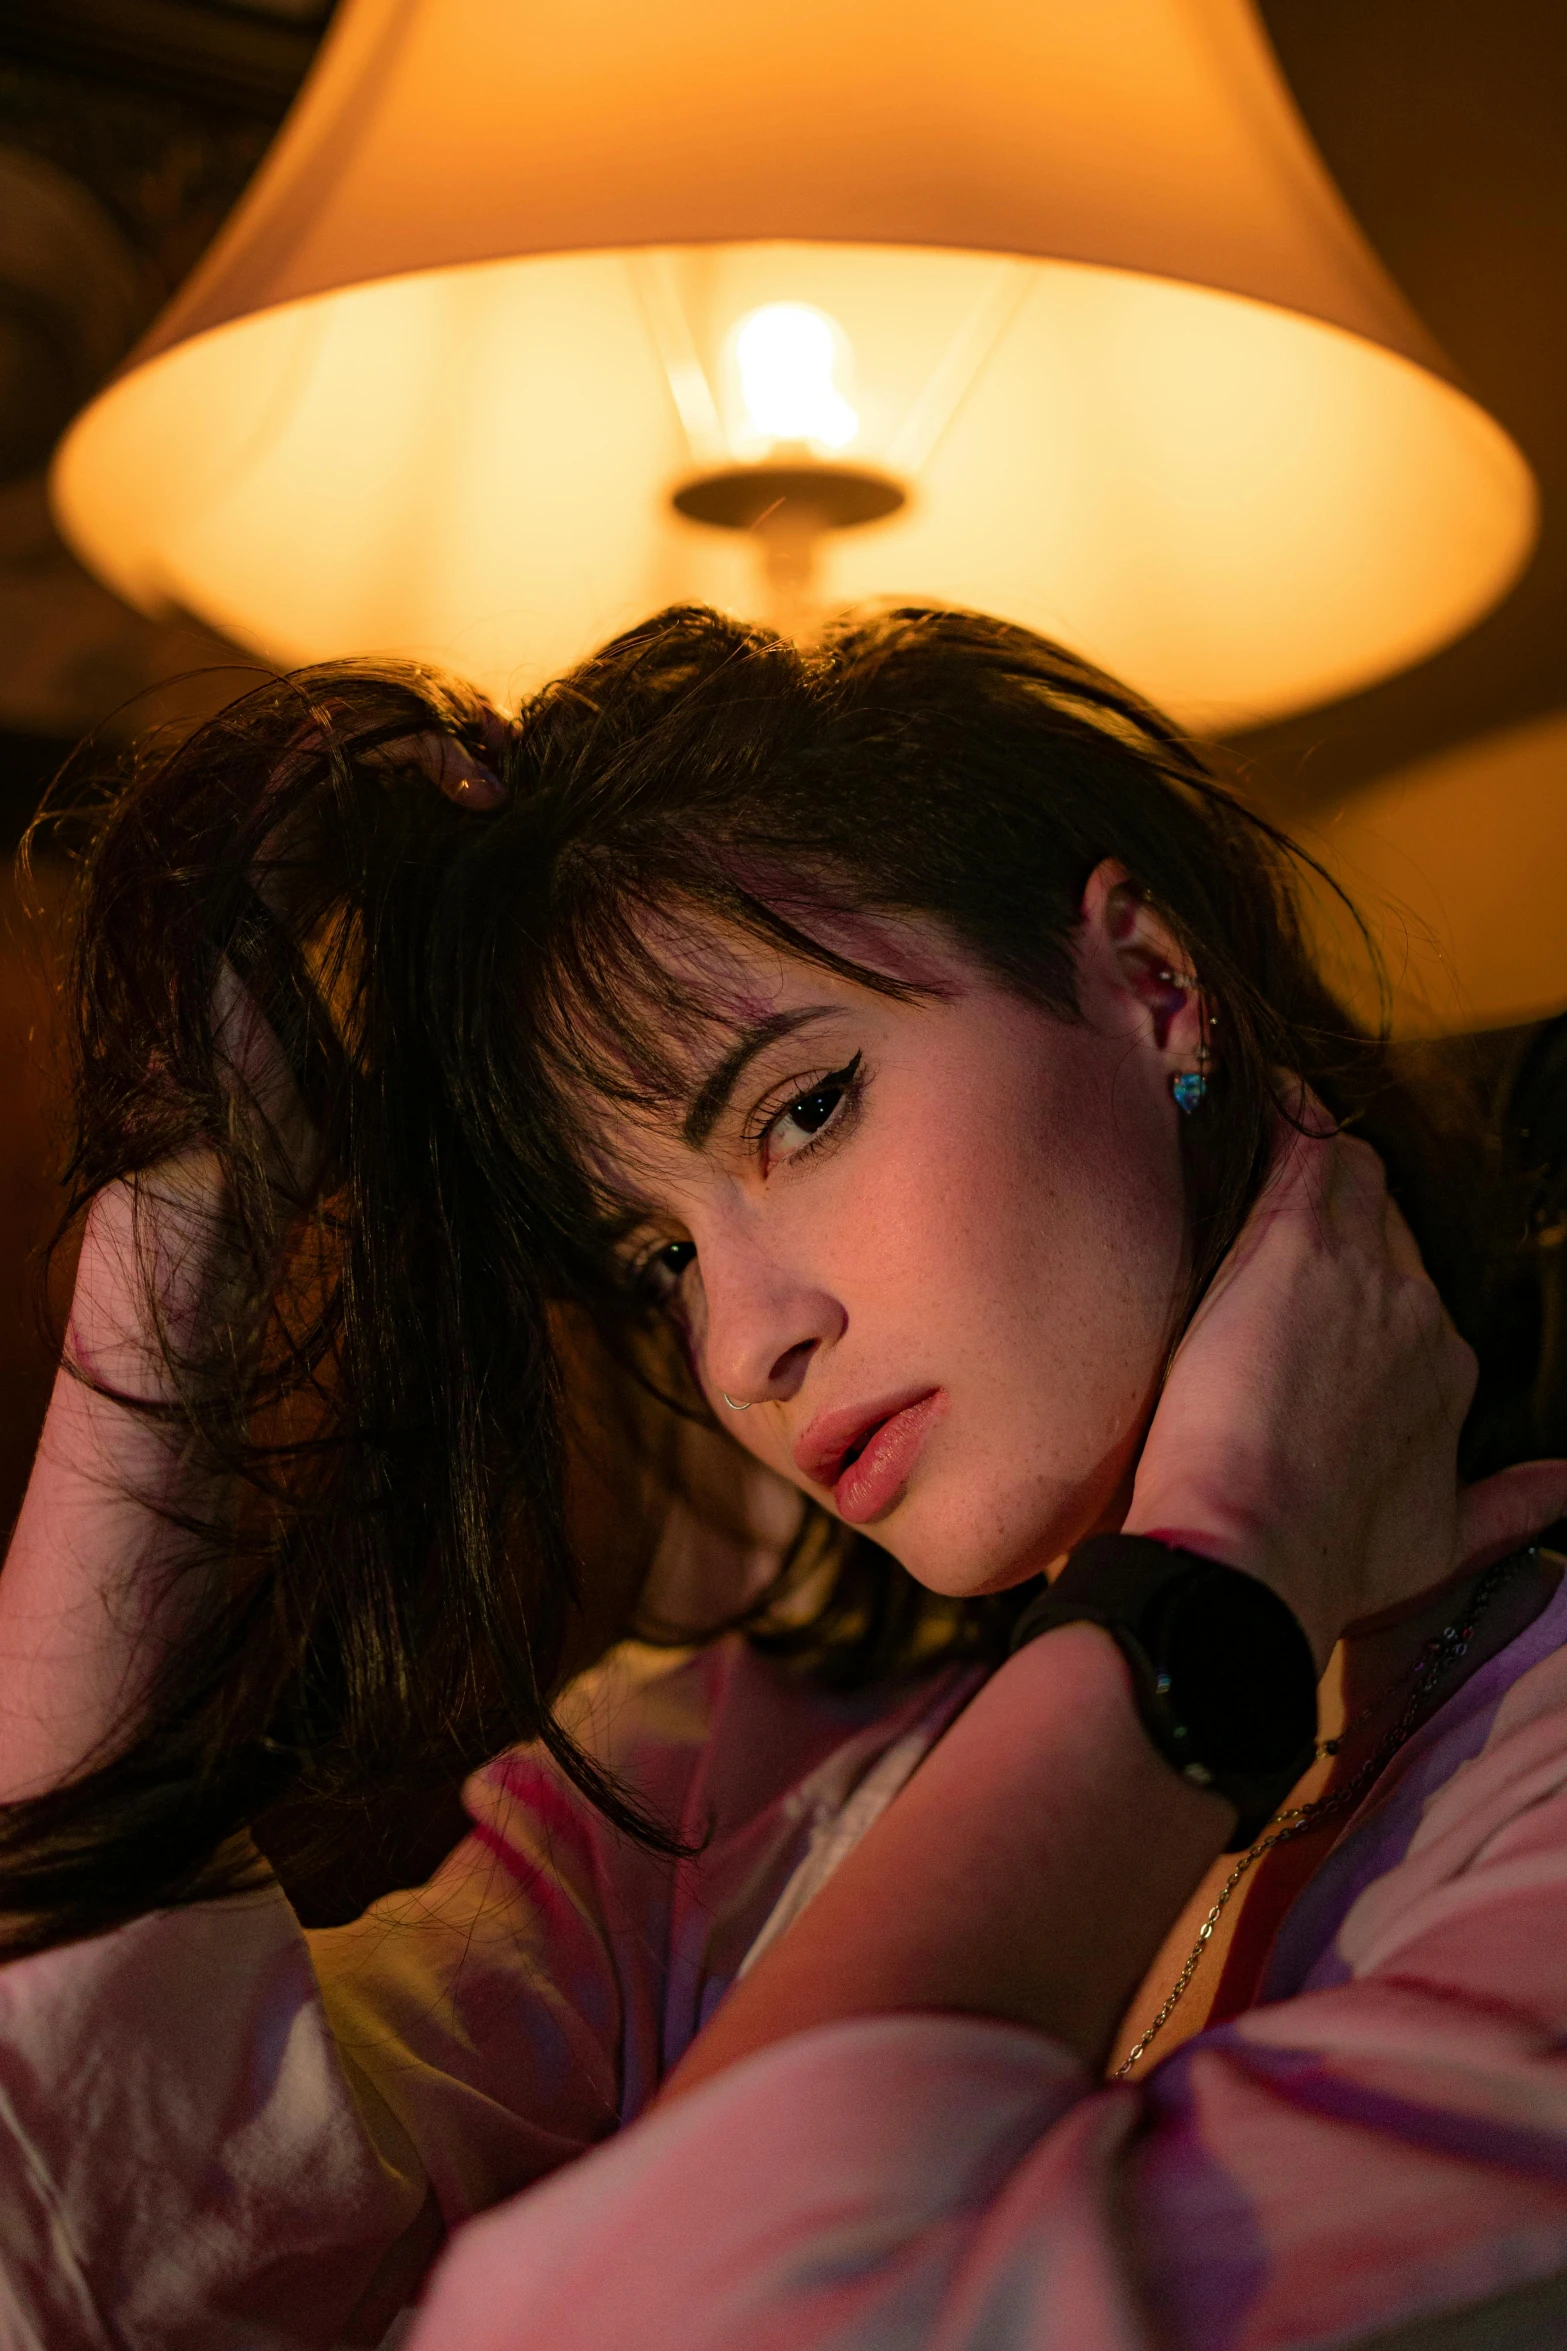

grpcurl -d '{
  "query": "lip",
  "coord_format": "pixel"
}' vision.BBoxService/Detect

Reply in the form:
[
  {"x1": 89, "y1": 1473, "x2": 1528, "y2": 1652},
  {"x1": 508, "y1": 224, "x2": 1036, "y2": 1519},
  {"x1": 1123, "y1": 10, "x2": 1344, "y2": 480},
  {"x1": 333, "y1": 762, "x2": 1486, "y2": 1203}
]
[{"x1": 793, "y1": 1388, "x2": 945, "y2": 1526}]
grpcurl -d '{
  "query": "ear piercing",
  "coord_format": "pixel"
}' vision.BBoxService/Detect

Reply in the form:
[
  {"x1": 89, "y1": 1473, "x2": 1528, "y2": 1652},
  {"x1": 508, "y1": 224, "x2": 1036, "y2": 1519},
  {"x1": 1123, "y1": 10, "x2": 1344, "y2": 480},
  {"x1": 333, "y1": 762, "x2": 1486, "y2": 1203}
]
[
  {"x1": 722, "y1": 1393, "x2": 752, "y2": 1411},
  {"x1": 1166, "y1": 979, "x2": 1215, "y2": 1116}
]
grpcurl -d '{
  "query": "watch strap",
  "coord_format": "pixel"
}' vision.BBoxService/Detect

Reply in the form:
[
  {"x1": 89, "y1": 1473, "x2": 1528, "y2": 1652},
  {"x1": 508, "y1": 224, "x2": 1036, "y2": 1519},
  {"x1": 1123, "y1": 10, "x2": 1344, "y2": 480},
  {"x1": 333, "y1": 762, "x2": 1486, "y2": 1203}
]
[{"x1": 1010, "y1": 1534, "x2": 1319, "y2": 1849}]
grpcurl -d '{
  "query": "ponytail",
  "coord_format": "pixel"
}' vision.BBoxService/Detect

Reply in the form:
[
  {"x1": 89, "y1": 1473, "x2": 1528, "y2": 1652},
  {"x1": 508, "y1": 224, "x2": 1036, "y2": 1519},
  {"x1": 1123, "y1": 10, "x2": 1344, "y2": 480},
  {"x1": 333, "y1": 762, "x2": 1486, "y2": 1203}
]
[{"x1": 0, "y1": 664, "x2": 677, "y2": 1954}]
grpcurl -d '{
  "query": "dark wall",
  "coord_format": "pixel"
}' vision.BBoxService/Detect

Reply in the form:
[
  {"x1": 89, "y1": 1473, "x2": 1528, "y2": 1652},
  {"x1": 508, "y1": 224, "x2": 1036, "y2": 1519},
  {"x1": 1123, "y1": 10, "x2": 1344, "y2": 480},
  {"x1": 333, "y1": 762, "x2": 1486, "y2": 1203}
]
[{"x1": 0, "y1": 850, "x2": 67, "y2": 1533}]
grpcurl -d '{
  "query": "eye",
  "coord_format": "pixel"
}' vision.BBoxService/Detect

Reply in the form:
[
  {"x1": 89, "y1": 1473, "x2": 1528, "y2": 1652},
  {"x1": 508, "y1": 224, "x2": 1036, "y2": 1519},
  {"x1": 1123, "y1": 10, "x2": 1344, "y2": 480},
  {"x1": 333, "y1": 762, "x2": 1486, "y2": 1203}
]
[
  {"x1": 761, "y1": 1054, "x2": 862, "y2": 1167},
  {"x1": 634, "y1": 1237, "x2": 697, "y2": 1306}
]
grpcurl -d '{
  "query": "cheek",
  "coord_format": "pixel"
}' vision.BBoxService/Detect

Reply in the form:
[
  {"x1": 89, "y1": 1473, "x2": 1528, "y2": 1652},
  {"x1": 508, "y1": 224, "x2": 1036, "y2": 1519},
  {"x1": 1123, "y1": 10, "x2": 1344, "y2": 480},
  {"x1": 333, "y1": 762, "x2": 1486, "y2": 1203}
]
[
  {"x1": 849, "y1": 1021, "x2": 1188, "y2": 1585},
  {"x1": 866, "y1": 1020, "x2": 1184, "y2": 1340}
]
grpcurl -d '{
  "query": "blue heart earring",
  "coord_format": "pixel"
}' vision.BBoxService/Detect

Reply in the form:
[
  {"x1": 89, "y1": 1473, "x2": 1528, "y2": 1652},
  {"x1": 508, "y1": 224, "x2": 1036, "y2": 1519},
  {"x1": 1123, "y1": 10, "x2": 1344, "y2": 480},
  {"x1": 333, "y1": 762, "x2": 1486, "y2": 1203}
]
[{"x1": 1166, "y1": 979, "x2": 1213, "y2": 1114}]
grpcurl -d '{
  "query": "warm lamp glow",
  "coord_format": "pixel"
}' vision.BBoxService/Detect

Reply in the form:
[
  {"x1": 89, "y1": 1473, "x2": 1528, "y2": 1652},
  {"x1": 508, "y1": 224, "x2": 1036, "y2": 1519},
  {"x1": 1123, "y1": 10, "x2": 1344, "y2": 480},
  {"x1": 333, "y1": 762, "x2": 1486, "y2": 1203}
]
[
  {"x1": 50, "y1": 0, "x2": 1538, "y2": 726},
  {"x1": 731, "y1": 304, "x2": 859, "y2": 456},
  {"x1": 1301, "y1": 710, "x2": 1567, "y2": 1037}
]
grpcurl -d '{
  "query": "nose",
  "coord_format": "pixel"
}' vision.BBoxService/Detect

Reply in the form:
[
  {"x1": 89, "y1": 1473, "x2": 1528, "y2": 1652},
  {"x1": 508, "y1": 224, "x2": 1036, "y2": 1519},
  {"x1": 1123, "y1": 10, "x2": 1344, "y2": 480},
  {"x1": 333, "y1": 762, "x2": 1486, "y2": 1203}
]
[{"x1": 694, "y1": 1222, "x2": 845, "y2": 1411}]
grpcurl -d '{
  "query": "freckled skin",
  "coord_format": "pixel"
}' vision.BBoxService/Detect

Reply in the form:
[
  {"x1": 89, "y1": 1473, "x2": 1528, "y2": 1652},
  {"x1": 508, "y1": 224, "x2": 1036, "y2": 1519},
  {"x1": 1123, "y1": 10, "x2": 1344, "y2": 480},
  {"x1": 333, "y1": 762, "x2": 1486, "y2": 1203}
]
[{"x1": 603, "y1": 868, "x2": 1202, "y2": 1598}]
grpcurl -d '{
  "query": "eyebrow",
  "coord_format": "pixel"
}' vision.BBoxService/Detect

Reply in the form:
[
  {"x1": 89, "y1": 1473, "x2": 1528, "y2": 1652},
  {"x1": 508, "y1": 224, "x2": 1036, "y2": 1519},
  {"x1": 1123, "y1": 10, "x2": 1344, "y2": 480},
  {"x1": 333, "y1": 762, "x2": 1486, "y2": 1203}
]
[{"x1": 681, "y1": 1007, "x2": 840, "y2": 1149}]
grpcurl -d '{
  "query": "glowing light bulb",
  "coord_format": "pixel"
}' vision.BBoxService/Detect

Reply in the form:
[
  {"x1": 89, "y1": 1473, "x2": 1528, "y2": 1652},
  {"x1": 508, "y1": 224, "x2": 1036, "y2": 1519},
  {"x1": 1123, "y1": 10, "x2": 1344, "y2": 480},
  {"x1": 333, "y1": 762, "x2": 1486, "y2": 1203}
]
[{"x1": 732, "y1": 302, "x2": 859, "y2": 454}]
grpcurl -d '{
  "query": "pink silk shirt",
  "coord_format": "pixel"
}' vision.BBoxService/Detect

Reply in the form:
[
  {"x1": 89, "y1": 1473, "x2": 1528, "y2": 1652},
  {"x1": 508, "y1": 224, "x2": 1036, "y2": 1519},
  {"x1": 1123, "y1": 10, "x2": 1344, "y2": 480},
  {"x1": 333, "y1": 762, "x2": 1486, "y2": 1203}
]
[{"x1": 7, "y1": 1581, "x2": 1567, "y2": 2350}]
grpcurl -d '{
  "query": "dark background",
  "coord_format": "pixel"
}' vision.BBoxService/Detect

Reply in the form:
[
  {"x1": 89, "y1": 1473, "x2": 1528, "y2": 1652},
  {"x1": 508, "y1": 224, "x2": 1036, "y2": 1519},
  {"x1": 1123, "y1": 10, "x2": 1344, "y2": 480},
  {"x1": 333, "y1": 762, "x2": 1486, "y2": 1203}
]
[{"x1": 0, "y1": 0, "x2": 1562, "y2": 1535}]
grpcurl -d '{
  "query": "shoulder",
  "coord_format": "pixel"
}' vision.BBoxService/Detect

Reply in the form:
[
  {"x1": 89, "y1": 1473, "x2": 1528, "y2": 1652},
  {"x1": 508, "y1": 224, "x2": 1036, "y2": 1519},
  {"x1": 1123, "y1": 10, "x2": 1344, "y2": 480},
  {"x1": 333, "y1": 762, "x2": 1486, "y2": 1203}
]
[{"x1": 1271, "y1": 1561, "x2": 1567, "y2": 1997}]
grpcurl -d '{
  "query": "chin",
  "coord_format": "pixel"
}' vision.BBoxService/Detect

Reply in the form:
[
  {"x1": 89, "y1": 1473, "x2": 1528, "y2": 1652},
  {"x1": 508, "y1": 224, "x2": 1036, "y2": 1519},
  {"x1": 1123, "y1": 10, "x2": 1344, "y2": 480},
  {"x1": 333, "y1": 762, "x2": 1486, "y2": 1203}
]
[
  {"x1": 884, "y1": 1459, "x2": 1129, "y2": 1600},
  {"x1": 882, "y1": 1505, "x2": 1069, "y2": 1602}
]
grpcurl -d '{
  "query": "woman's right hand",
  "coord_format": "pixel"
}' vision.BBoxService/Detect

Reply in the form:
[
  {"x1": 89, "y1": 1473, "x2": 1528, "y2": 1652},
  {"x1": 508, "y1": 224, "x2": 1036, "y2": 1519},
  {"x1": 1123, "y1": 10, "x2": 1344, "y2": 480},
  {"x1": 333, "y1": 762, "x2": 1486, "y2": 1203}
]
[
  {"x1": 0, "y1": 717, "x2": 511, "y2": 1803},
  {"x1": 1125, "y1": 1099, "x2": 1567, "y2": 1669}
]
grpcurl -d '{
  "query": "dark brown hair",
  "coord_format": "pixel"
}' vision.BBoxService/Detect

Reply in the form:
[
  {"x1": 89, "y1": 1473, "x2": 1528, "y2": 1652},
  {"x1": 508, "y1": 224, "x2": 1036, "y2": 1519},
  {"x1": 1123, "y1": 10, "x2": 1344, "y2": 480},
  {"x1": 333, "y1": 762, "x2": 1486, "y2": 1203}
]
[{"x1": 0, "y1": 602, "x2": 1546, "y2": 1952}]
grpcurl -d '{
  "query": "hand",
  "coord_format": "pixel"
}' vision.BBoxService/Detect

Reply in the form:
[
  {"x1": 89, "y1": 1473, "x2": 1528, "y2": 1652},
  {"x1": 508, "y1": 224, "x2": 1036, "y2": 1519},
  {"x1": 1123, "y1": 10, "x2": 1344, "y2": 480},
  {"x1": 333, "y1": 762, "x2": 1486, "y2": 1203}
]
[
  {"x1": 1125, "y1": 1093, "x2": 1567, "y2": 1670},
  {"x1": 363, "y1": 725, "x2": 509, "y2": 809},
  {"x1": 0, "y1": 704, "x2": 517, "y2": 1803}
]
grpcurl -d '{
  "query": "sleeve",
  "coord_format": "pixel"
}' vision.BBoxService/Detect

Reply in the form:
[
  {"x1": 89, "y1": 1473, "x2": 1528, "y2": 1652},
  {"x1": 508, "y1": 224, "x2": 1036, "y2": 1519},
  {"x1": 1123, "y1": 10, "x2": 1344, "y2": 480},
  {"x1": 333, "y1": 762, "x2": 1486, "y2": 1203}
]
[
  {"x1": 0, "y1": 1765, "x2": 637, "y2": 2351},
  {"x1": 400, "y1": 1658, "x2": 1567, "y2": 2351}
]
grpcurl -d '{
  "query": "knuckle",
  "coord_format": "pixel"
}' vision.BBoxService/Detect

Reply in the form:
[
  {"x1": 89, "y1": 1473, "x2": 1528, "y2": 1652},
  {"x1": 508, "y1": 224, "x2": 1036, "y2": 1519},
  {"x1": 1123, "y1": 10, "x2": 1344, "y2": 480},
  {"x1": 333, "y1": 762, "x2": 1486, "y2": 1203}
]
[{"x1": 1403, "y1": 1269, "x2": 1447, "y2": 1334}]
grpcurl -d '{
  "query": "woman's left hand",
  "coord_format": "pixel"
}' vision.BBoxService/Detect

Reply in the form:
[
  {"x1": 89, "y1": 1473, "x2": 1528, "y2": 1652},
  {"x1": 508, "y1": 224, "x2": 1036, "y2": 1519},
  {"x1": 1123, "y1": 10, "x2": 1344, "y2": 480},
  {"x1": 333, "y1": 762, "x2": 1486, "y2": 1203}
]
[
  {"x1": 1126, "y1": 1096, "x2": 1567, "y2": 1670},
  {"x1": 656, "y1": 1093, "x2": 1567, "y2": 2107}
]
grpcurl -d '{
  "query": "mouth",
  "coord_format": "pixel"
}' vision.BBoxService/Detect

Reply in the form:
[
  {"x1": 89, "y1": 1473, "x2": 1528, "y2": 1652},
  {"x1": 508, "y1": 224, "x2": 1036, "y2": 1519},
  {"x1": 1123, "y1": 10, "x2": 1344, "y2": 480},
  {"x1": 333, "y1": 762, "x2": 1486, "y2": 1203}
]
[{"x1": 794, "y1": 1388, "x2": 946, "y2": 1527}]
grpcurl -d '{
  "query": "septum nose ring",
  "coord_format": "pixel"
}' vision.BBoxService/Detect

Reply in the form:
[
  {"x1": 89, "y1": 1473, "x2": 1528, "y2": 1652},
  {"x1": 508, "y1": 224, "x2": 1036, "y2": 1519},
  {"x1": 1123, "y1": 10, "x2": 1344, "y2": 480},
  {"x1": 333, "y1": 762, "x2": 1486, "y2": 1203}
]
[{"x1": 722, "y1": 1393, "x2": 752, "y2": 1412}]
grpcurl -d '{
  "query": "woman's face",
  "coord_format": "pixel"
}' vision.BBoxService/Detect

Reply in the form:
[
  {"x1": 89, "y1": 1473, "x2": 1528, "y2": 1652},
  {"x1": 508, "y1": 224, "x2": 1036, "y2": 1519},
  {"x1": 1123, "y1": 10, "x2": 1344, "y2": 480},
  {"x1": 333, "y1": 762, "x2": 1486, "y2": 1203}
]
[{"x1": 597, "y1": 864, "x2": 1206, "y2": 1597}]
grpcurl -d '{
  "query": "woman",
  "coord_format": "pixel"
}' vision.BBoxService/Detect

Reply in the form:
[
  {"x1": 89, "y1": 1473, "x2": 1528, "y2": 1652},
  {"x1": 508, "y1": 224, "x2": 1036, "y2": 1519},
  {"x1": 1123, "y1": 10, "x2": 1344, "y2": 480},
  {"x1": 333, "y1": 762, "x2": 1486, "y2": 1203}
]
[{"x1": 1, "y1": 604, "x2": 1566, "y2": 2348}]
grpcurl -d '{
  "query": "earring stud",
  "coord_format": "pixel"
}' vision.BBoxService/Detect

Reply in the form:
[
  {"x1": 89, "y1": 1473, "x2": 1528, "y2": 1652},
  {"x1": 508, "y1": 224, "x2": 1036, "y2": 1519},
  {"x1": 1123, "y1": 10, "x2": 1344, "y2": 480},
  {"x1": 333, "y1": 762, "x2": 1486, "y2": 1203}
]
[{"x1": 1172, "y1": 1016, "x2": 1213, "y2": 1114}]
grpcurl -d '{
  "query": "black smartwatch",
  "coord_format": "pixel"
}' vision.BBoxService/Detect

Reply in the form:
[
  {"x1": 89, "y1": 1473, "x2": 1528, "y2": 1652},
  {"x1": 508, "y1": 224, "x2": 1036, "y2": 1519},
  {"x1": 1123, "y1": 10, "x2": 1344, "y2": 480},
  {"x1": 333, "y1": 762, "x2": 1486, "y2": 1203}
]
[{"x1": 1009, "y1": 1534, "x2": 1319, "y2": 1849}]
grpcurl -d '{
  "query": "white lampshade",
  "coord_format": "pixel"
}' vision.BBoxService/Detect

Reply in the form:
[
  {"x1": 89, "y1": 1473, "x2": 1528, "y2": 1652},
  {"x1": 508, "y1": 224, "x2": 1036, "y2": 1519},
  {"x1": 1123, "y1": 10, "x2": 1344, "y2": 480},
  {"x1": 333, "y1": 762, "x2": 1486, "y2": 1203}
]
[{"x1": 50, "y1": 0, "x2": 1536, "y2": 728}]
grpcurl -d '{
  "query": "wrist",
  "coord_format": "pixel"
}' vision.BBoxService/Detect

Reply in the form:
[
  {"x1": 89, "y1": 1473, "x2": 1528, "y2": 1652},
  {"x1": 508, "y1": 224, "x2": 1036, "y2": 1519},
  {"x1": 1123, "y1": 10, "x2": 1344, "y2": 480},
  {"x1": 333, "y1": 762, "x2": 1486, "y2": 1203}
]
[
  {"x1": 1015, "y1": 1534, "x2": 1321, "y2": 1847},
  {"x1": 71, "y1": 1160, "x2": 237, "y2": 1396},
  {"x1": 1121, "y1": 1494, "x2": 1335, "y2": 1673}
]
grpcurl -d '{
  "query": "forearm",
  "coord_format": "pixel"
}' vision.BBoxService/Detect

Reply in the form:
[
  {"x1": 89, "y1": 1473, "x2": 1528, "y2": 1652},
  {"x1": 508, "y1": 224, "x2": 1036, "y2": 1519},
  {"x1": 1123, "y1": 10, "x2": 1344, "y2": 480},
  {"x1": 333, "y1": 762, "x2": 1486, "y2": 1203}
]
[
  {"x1": 0, "y1": 1162, "x2": 233, "y2": 1800},
  {"x1": 661, "y1": 1624, "x2": 1232, "y2": 2103}
]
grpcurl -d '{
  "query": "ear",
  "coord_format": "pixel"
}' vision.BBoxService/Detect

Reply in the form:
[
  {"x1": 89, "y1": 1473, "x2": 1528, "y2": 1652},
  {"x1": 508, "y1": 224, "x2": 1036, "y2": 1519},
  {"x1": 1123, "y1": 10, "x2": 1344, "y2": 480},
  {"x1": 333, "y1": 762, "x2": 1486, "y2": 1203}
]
[{"x1": 1075, "y1": 859, "x2": 1212, "y2": 1090}]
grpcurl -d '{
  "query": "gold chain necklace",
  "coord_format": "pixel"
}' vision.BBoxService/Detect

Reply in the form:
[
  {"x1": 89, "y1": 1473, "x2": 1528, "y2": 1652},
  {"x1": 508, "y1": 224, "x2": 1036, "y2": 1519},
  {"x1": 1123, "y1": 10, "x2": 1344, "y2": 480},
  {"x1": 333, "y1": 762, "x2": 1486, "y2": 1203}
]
[{"x1": 1114, "y1": 1548, "x2": 1535, "y2": 2078}]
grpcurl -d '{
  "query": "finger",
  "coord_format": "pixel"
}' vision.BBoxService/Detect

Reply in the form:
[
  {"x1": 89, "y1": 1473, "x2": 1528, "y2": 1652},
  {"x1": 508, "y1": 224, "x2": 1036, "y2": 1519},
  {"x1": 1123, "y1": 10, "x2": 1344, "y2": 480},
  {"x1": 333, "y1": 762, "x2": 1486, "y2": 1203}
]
[
  {"x1": 1316, "y1": 1129, "x2": 1413, "y2": 1263},
  {"x1": 1456, "y1": 1459, "x2": 1567, "y2": 1575},
  {"x1": 1307, "y1": 1129, "x2": 1404, "y2": 1258},
  {"x1": 1255, "y1": 1109, "x2": 1361, "y2": 1246},
  {"x1": 472, "y1": 703, "x2": 519, "y2": 778},
  {"x1": 427, "y1": 732, "x2": 509, "y2": 809},
  {"x1": 363, "y1": 729, "x2": 508, "y2": 809},
  {"x1": 1380, "y1": 1186, "x2": 1427, "y2": 1279},
  {"x1": 1288, "y1": 1076, "x2": 1340, "y2": 1143},
  {"x1": 1255, "y1": 1101, "x2": 1331, "y2": 1221},
  {"x1": 1265, "y1": 1076, "x2": 1343, "y2": 1187}
]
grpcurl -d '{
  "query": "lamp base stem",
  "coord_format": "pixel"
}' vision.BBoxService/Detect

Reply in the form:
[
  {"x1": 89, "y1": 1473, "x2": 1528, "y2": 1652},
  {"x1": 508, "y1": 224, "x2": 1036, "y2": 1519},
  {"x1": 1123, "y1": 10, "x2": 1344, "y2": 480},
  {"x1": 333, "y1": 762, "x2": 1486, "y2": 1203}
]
[
  {"x1": 756, "y1": 498, "x2": 827, "y2": 641},
  {"x1": 671, "y1": 457, "x2": 907, "y2": 645}
]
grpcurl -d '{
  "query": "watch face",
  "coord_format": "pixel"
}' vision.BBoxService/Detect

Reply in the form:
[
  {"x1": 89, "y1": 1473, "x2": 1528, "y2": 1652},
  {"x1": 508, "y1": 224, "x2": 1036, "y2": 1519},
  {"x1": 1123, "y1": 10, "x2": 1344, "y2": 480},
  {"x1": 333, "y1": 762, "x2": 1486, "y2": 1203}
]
[{"x1": 1152, "y1": 1565, "x2": 1318, "y2": 1776}]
